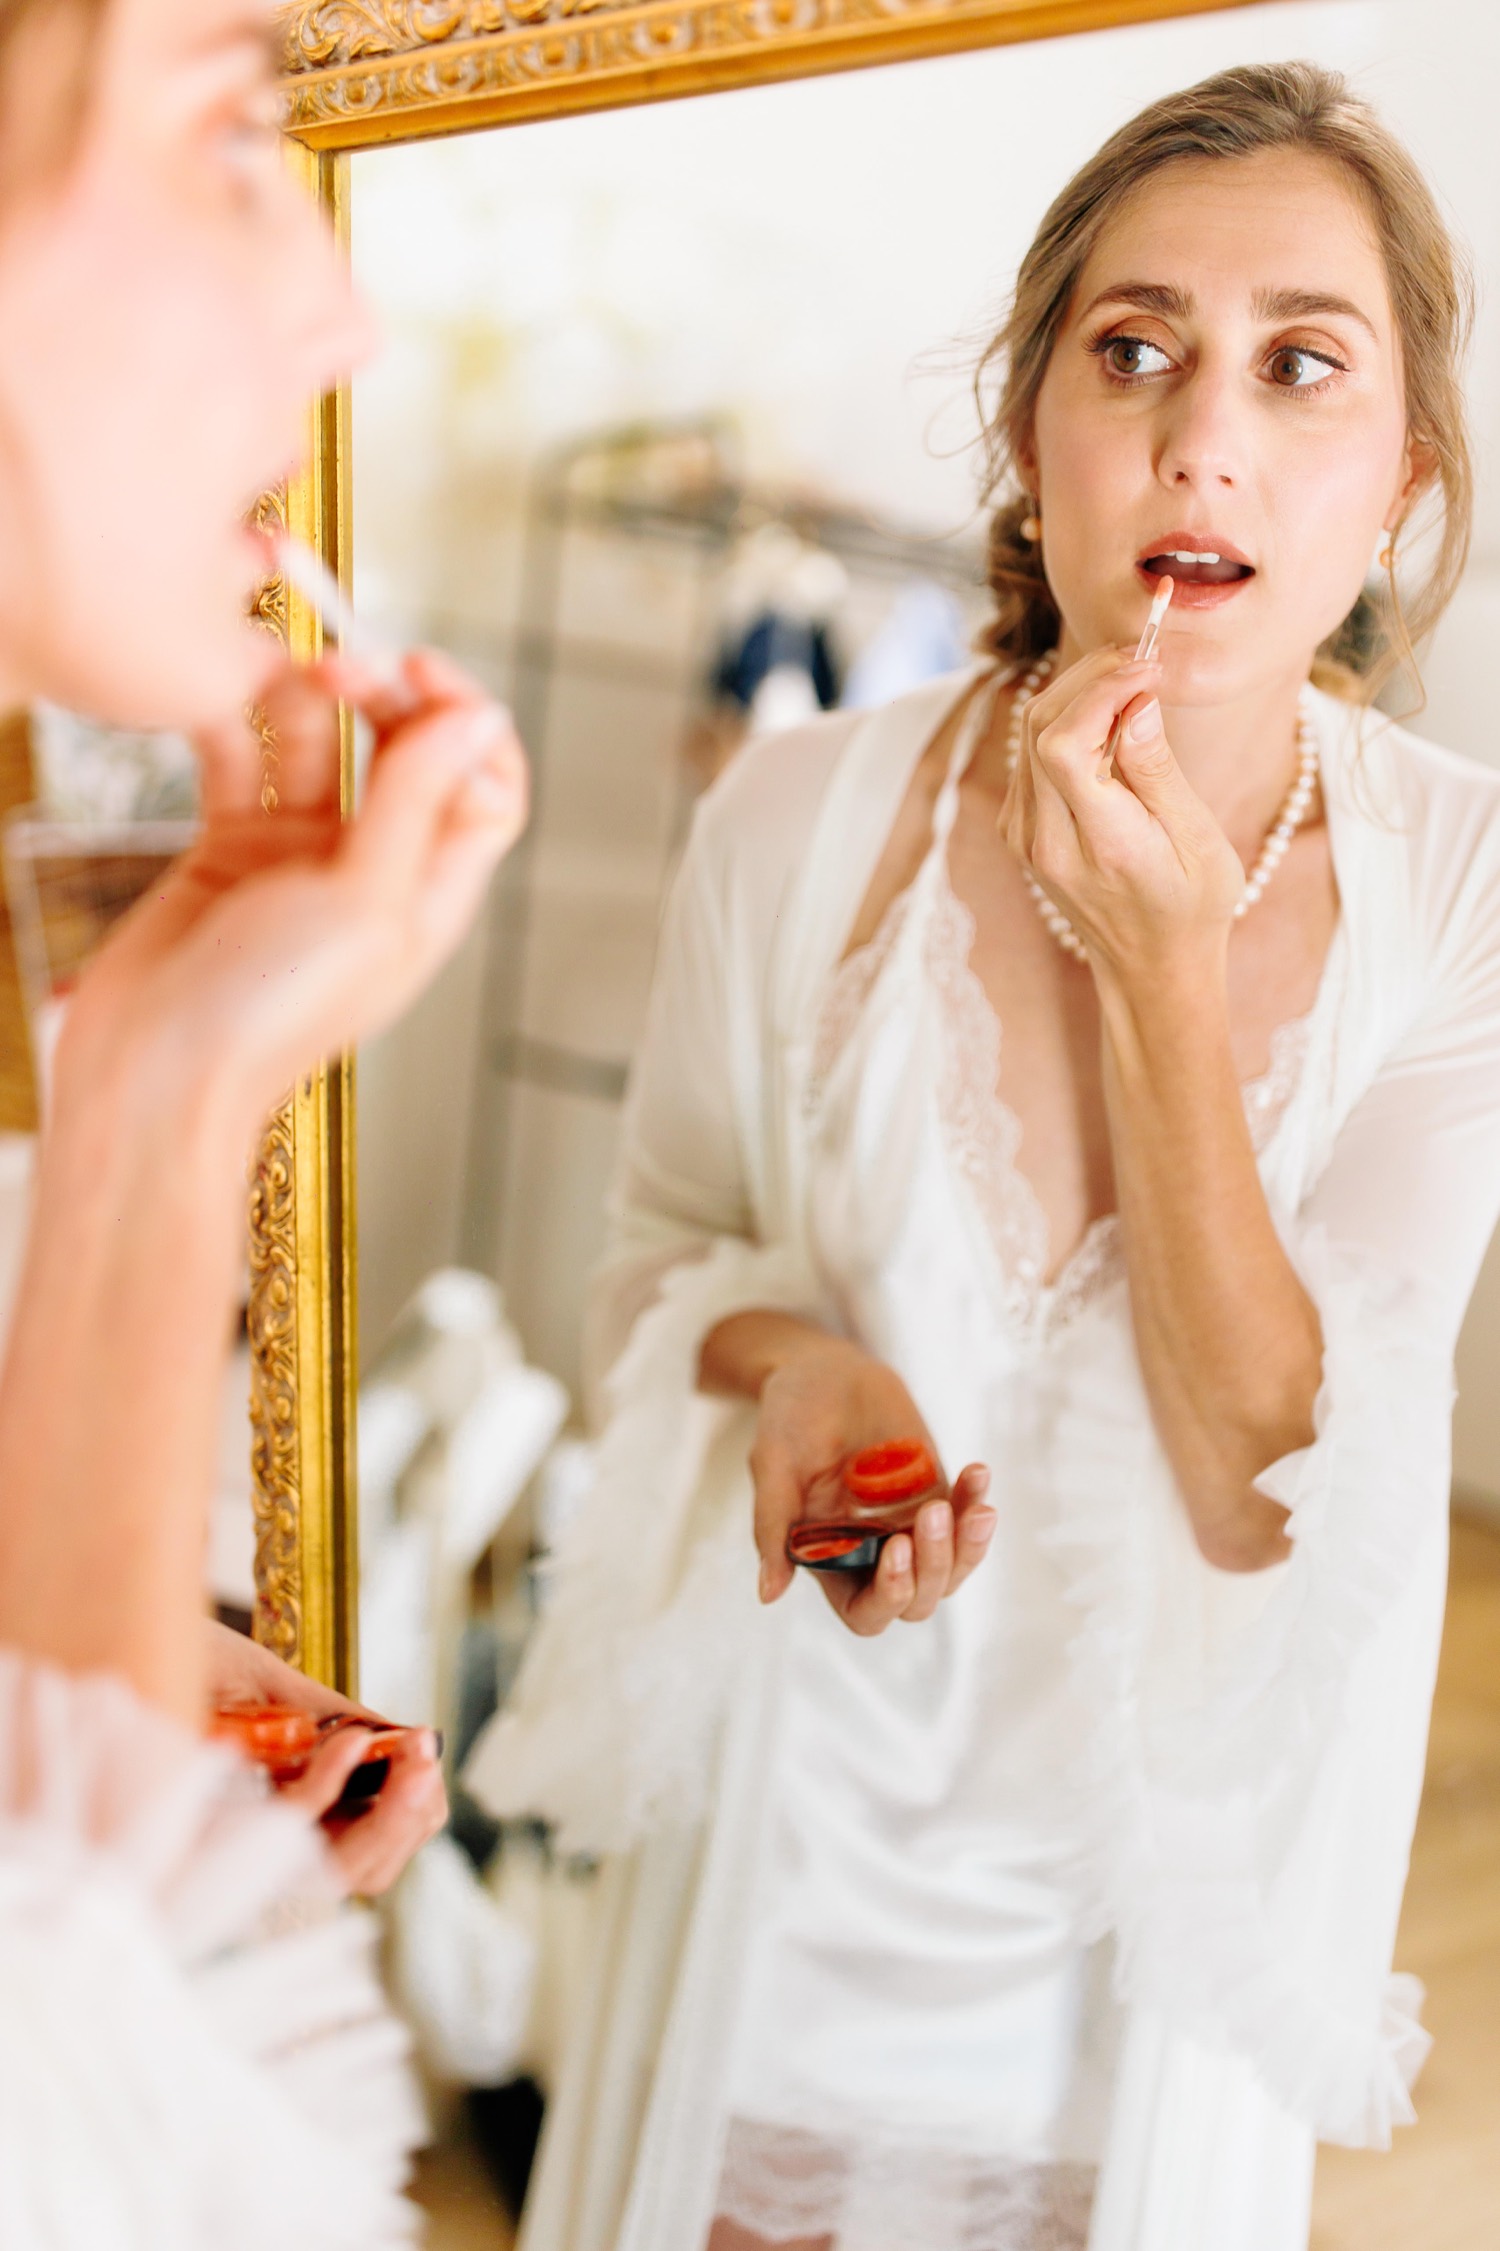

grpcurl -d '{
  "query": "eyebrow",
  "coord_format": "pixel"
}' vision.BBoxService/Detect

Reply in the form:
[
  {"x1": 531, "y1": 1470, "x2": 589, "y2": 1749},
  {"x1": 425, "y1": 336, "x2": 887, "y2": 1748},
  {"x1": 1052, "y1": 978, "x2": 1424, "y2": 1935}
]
[{"x1": 1077, "y1": 280, "x2": 1378, "y2": 342}]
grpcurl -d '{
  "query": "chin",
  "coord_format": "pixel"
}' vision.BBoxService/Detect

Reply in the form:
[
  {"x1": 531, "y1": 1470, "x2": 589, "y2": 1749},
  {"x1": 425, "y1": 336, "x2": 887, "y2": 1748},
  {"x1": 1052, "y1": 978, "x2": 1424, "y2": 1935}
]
[{"x1": 80, "y1": 615, "x2": 273, "y2": 738}]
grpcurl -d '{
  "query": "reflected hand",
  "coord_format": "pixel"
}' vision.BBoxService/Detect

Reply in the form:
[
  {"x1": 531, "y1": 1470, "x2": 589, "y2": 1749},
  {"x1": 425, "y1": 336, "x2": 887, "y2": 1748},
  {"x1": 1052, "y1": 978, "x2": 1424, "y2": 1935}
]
[
  {"x1": 59, "y1": 646, "x2": 528, "y2": 1133},
  {"x1": 752, "y1": 1334, "x2": 994, "y2": 1635},
  {"x1": 203, "y1": 1620, "x2": 447, "y2": 1896},
  {"x1": 1002, "y1": 645, "x2": 1244, "y2": 979}
]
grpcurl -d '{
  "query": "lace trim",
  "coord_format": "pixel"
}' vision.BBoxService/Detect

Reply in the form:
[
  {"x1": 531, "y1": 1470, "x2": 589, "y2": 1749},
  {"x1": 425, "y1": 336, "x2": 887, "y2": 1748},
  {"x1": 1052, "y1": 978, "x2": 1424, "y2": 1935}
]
[
  {"x1": 808, "y1": 862, "x2": 1315, "y2": 1349},
  {"x1": 808, "y1": 886, "x2": 916, "y2": 1110},
  {"x1": 713, "y1": 2118, "x2": 1094, "y2": 2251}
]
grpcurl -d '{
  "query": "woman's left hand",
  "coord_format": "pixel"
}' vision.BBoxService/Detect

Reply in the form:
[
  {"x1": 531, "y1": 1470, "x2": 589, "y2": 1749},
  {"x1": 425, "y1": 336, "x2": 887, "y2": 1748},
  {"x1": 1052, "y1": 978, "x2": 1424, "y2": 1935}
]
[
  {"x1": 1001, "y1": 645, "x2": 1245, "y2": 979},
  {"x1": 204, "y1": 1619, "x2": 447, "y2": 1896}
]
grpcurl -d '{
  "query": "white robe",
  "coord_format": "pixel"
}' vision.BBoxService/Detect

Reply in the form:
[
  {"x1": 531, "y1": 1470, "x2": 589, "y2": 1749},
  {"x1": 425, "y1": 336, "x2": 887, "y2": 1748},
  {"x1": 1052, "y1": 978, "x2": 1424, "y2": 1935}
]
[
  {"x1": 0, "y1": 1653, "x2": 425, "y2": 2249},
  {"x1": 468, "y1": 666, "x2": 1500, "y2": 2251}
]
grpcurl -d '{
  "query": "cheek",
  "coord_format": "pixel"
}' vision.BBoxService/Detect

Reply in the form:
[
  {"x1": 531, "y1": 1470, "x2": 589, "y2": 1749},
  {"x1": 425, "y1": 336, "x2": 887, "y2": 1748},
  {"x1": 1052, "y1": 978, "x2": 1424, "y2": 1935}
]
[{"x1": 1263, "y1": 415, "x2": 1406, "y2": 619}]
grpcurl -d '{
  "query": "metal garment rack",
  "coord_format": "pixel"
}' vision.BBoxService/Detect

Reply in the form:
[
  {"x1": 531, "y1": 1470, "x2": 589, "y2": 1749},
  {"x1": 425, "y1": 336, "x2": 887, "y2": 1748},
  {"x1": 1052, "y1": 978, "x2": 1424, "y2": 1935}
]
[{"x1": 458, "y1": 418, "x2": 984, "y2": 1278}]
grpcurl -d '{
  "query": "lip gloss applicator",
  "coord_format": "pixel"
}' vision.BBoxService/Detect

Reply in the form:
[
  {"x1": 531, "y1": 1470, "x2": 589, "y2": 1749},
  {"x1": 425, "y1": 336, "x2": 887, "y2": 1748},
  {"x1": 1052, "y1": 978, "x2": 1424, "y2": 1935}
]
[
  {"x1": 276, "y1": 536, "x2": 413, "y2": 696},
  {"x1": 1134, "y1": 570, "x2": 1174, "y2": 663},
  {"x1": 1106, "y1": 571, "x2": 1173, "y2": 765}
]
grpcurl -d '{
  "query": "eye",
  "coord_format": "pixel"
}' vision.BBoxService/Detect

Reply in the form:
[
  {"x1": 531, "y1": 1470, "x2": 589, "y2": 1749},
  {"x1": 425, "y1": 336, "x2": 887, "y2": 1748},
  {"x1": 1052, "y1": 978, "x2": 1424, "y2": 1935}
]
[
  {"x1": 1093, "y1": 333, "x2": 1175, "y2": 383},
  {"x1": 1265, "y1": 344, "x2": 1343, "y2": 391}
]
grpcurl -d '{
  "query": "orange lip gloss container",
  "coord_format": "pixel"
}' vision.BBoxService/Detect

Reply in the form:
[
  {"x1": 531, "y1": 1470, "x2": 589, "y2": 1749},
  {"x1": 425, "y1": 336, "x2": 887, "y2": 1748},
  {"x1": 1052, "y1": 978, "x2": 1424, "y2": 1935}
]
[{"x1": 786, "y1": 1438, "x2": 943, "y2": 1576}]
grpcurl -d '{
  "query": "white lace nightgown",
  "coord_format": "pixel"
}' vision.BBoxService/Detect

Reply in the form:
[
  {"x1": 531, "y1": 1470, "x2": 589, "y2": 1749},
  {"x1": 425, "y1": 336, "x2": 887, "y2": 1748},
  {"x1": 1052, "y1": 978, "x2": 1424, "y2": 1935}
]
[
  {"x1": 470, "y1": 663, "x2": 1500, "y2": 2251},
  {"x1": 711, "y1": 691, "x2": 1315, "y2": 2251}
]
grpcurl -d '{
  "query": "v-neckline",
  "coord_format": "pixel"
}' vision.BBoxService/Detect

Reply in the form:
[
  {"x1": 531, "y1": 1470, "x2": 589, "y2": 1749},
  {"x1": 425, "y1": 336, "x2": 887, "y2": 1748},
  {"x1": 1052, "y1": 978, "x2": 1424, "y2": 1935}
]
[{"x1": 809, "y1": 675, "x2": 1348, "y2": 1346}]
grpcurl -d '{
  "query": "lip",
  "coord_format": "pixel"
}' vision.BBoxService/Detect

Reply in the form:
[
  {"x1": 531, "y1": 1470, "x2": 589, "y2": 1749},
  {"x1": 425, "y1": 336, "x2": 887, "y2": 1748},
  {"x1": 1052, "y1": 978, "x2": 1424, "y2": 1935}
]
[{"x1": 1135, "y1": 527, "x2": 1256, "y2": 613}]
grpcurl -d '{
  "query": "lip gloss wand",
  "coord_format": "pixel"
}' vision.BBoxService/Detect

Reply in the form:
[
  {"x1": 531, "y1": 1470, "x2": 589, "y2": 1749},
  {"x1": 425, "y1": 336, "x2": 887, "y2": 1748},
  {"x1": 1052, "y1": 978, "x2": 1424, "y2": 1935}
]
[{"x1": 1107, "y1": 573, "x2": 1174, "y2": 765}]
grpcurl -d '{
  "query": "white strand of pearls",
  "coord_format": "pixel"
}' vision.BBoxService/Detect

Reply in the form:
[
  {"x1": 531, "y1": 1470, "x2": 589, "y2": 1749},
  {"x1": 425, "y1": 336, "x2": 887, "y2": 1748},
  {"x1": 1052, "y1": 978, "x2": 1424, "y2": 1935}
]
[{"x1": 1004, "y1": 651, "x2": 1319, "y2": 965}]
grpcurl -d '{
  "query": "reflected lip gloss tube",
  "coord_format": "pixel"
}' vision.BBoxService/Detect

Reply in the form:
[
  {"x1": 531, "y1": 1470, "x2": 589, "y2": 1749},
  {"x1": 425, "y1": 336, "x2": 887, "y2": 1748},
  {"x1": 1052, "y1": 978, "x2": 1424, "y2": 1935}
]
[{"x1": 787, "y1": 1438, "x2": 944, "y2": 1576}]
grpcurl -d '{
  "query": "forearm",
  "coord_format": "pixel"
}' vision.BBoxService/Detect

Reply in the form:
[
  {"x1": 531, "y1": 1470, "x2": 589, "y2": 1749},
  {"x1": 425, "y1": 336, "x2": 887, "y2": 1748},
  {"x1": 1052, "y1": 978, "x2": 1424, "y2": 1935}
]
[
  {"x1": 0, "y1": 1020, "x2": 253, "y2": 1721},
  {"x1": 1098, "y1": 956, "x2": 1319, "y2": 1569},
  {"x1": 698, "y1": 1308, "x2": 846, "y2": 1401}
]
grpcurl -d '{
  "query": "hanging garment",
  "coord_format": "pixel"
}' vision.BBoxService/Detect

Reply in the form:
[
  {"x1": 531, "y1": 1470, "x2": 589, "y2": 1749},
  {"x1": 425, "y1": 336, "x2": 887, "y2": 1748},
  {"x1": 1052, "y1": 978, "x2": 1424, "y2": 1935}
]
[
  {"x1": 841, "y1": 580, "x2": 970, "y2": 710},
  {"x1": 468, "y1": 664, "x2": 1500, "y2": 2251}
]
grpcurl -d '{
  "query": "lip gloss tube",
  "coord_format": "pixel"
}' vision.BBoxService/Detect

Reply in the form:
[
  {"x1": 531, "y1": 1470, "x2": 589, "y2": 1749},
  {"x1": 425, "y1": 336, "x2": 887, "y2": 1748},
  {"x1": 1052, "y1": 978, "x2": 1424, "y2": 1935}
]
[{"x1": 787, "y1": 1438, "x2": 944, "y2": 1577}]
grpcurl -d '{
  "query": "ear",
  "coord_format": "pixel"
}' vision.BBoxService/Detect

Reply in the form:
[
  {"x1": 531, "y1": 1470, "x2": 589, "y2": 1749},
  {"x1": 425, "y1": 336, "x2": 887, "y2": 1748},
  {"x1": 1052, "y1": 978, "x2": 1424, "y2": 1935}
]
[
  {"x1": 1384, "y1": 434, "x2": 1438, "y2": 533},
  {"x1": 1013, "y1": 427, "x2": 1039, "y2": 500}
]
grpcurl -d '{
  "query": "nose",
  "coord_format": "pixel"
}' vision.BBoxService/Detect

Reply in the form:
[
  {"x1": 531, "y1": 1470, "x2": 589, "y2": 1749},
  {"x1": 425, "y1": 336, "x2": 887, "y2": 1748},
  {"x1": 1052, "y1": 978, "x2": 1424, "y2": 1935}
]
[{"x1": 1155, "y1": 359, "x2": 1250, "y2": 496}]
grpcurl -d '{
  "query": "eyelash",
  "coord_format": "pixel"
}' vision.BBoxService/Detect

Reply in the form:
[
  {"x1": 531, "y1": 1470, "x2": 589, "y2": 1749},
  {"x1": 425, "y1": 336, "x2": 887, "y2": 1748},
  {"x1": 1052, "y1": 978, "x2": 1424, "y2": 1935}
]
[{"x1": 1085, "y1": 329, "x2": 1349, "y2": 398}]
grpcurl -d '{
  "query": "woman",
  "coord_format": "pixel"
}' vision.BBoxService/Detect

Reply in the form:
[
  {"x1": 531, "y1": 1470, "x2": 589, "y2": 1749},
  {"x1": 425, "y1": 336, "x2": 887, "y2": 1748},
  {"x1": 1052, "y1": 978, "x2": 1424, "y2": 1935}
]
[
  {"x1": 471, "y1": 62, "x2": 1498, "y2": 2251},
  {"x1": 0, "y1": 0, "x2": 526, "y2": 2238}
]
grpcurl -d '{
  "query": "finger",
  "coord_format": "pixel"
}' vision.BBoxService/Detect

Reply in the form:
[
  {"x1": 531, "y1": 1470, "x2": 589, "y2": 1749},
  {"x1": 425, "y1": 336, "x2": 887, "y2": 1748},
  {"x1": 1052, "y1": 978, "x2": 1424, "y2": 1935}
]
[
  {"x1": 1109, "y1": 691, "x2": 1191, "y2": 818},
  {"x1": 946, "y1": 1466, "x2": 997, "y2": 1595},
  {"x1": 254, "y1": 664, "x2": 347, "y2": 815},
  {"x1": 1020, "y1": 642, "x2": 1145, "y2": 736},
  {"x1": 752, "y1": 1444, "x2": 803, "y2": 1605},
  {"x1": 324, "y1": 1733, "x2": 447, "y2": 1897},
  {"x1": 835, "y1": 1530, "x2": 915, "y2": 1637},
  {"x1": 344, "y1": 699, "x2": 522, "y2": 904},
  {"x1": 314, "y1": 647, "x2": 495, "y2": 742},
  {"x1": 193, "y1": 709, "x2": 267, "y2": 824},
  {"x1": 1029, "y1": 661, "x2": 1161, "y2": 798},
  {"x1": 900, "y1": 1499, "x2": 955, "y2": 1623},
  {"x1": 279, "y1": 1725, "x2": 372, "y2": 1820},
  {"x1": 1028, "y1": 747, "x2": 1088, "y2": 898}
]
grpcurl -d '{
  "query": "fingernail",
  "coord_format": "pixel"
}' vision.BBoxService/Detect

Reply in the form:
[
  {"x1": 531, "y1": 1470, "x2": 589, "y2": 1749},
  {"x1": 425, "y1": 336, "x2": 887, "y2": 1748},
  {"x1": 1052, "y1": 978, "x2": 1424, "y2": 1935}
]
[
  {"x1": 1127, "y1": 700, "x2": 1161, "y2": 742},
  {"x1": 420, "y1": 1730, "x2": 440, "y2": 1762},
  {"x1": 758, "y1": 1561, "x2": 773, "y2": 1602},
  {"x1": 888, "y1": 1535, "x2": 913, "y2": 1577},
  {"x1": 966, "y1": 1506, "x2": 998, "y2": 1542}
]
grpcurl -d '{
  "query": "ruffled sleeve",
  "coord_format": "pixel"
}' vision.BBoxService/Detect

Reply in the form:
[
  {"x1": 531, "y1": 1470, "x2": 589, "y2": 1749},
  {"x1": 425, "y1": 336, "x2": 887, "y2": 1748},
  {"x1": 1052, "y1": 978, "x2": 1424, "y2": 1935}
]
[
  {"x1": 1047, "y1": 769, "x2": 1500, "y2": 2150},
  {"x1": 0, "y1": 1652, "x2": 424, "y2": 2250},
  {"x1": 468, "y1": 725, "x2": 854, "y2": 1851}
]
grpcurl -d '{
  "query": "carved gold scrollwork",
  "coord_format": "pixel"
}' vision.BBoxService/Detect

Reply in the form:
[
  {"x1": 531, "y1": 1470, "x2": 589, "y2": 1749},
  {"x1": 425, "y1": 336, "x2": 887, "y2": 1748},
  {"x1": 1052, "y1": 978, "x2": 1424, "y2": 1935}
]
[
  {"x1": 246, "y1": 487, "x2": 303, "y2": 1662},
  {"x1": 248, "y1": 1096, "x2": 303, "y2": 1659},
  {"x1": 276, "y1": 0, "x2": 1004, "y2": 138}
]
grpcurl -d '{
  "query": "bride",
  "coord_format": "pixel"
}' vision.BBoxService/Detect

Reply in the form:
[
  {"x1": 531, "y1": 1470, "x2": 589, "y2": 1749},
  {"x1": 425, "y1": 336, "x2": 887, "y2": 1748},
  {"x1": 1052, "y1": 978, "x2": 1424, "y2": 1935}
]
[{"x1": 471, "y1": 60, "x2": 1499, "y2": 2251}]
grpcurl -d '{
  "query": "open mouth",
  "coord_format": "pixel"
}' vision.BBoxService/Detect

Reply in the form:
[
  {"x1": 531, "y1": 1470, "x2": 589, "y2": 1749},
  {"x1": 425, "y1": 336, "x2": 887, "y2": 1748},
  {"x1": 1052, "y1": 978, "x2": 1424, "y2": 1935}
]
[{"x1": 1138, "y1": 542, "x2": 1254, "y2": 588}]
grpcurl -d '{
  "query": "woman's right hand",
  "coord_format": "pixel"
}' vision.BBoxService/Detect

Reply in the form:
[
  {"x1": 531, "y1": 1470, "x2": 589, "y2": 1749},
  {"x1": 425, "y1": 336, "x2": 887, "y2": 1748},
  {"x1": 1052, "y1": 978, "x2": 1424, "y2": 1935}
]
[
  {"x1": 57, "y1": 646, "x2": 528, "y2": 1136},
  {"x1": 748, "y1": 1330, "x2": 995, "y2": 1635}
]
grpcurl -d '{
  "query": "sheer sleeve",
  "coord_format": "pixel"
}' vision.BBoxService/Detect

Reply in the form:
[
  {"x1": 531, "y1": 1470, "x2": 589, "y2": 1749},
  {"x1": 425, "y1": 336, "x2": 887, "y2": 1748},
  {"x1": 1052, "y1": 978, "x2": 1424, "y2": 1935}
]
[
  {"x1": 0, "y1": 1652, "x2": 423, "y2": 2250},
  {"x1": 1050, "y1": 768, "x2": 1500, "y2": 2151}
]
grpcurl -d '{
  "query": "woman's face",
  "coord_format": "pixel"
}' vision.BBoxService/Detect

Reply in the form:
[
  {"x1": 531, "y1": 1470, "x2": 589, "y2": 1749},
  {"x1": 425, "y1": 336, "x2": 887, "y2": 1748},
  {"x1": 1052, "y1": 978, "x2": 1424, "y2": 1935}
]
[
  {"x1": 1028, "y1": 148, "x2": 1421, "y2": 709},
  {"x1": 0, "y1": 0, "x2": 373, "y2": 730}
]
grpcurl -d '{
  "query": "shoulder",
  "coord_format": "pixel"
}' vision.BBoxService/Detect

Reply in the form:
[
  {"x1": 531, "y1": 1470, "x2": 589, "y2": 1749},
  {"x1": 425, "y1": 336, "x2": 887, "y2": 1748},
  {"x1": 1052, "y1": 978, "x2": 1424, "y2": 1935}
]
[
  {"x1": 1321, "y1": 690, "x2": 1500, "y2": 1005},
  {"x1": 686, "y1": 667, "x2": 978, "y2": 893},
  {"x1": 1320, "y1": 689, "x2": 1500, "y2": 881}
]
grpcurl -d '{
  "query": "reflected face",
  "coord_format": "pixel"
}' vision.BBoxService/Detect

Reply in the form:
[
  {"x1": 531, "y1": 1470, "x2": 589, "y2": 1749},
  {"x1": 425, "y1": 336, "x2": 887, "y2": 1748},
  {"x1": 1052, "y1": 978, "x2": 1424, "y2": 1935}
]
[
  {"x1": 0, "y1": 0, "x2": 375, "y2": 729},
  {"x1": 1028, "y1": 148, "x2": 1418, "y2": 705}
]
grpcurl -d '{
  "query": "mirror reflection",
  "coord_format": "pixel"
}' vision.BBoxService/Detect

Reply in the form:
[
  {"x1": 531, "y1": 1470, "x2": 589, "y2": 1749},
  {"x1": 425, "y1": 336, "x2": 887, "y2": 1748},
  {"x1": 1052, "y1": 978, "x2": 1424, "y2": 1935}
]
[{"x1": 346, "y1": 9, "x2": 1500, "y2": 2249}]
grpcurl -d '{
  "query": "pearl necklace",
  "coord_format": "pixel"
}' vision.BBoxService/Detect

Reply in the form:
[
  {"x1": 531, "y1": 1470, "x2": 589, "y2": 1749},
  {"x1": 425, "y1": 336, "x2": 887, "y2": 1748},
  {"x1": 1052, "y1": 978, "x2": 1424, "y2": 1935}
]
[{"x1": 1004, "y1": 653, "x2": 1319, "y2": 965}]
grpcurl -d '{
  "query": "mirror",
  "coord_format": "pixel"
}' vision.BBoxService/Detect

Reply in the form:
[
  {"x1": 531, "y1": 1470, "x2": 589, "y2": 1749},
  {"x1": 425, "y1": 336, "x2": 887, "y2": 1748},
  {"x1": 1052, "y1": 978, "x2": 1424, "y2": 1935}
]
[{"x1": 320, "y1": 2, "x2": 1500, "y2": 2244}]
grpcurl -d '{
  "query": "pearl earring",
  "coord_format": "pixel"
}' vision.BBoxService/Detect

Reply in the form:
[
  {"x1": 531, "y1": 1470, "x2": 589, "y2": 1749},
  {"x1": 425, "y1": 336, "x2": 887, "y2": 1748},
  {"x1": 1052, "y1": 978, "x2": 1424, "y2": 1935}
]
[
  {"x1": 1020, "y1": 510, "x2": 1042, "y2": 543},
  {"x1": 1379, "y1": 533, "x2": 1397, "y2": 571}
]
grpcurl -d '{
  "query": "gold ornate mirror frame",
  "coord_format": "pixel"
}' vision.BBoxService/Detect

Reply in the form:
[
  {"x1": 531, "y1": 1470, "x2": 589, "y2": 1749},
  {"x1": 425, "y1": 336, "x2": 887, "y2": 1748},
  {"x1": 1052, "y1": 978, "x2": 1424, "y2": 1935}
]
[{"x1": 261, "y1": 0, "x2": 1254, "y2": 1687}]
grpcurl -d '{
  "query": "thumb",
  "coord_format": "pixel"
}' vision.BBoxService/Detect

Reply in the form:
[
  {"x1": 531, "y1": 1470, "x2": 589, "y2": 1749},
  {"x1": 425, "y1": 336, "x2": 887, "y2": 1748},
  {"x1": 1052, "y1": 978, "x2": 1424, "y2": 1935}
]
[{"x1": 1111, "y1": 694, "x2": 1192, "y2": 817}]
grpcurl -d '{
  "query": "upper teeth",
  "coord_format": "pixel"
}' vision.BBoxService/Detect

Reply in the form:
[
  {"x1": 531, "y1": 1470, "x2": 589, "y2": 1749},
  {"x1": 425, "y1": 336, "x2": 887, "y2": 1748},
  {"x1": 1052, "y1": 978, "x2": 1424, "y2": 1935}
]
[{"x1": 1163, "y1": 549, "x2": 1221, "y2": 564}]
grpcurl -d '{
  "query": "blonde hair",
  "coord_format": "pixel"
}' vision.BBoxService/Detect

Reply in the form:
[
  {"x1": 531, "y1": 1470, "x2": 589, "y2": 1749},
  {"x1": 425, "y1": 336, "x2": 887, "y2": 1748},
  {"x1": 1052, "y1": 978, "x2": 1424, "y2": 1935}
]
[{"x1": 976, "y1": 62, "x2": 1474, "y2": 702}]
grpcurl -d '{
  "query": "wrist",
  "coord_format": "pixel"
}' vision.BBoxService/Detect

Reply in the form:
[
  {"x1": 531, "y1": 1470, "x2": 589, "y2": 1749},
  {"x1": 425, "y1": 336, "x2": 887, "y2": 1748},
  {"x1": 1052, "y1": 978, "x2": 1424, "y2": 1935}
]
[
  {"x1": 699, "y1": 1309, "x2": 849, "y2": 1400},
  {"x1": 1094, "y1": 939, "x2": 1230, "y2": 1062}
]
